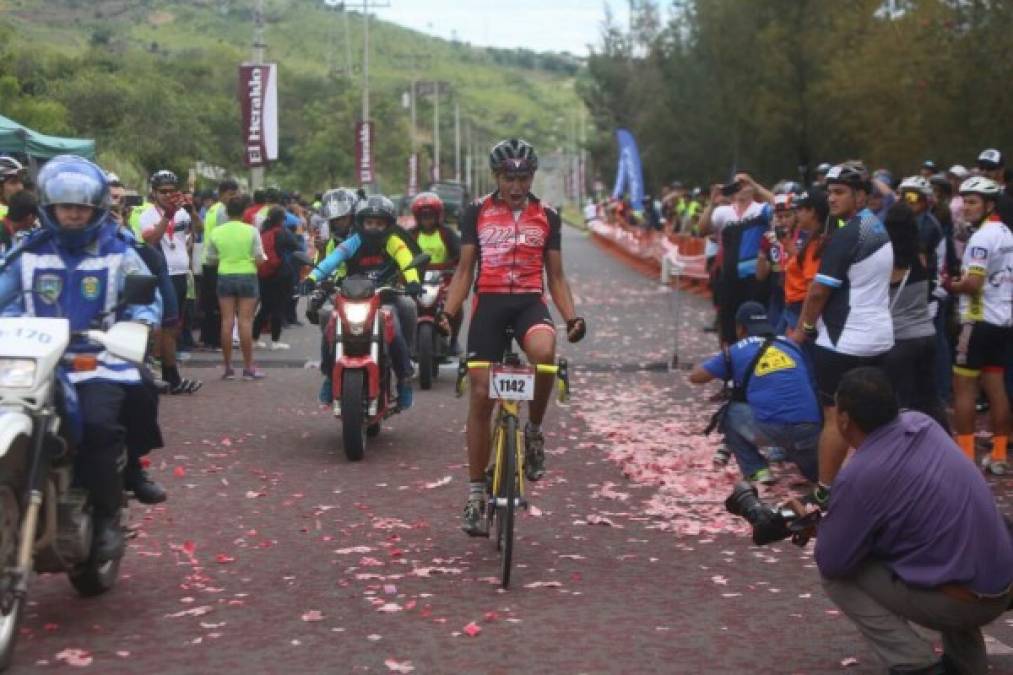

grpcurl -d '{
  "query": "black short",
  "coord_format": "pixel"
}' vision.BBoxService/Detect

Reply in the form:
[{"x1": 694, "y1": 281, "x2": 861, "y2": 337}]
[
  {"x1": 955, "y1": 321, "x2": 1011, "y2": 375},
  {"x1": 466, "y1": 294, "x2": 556, "y2": 361},
  {"x1": 164, "y1": 274, "x2": 189, "y2": 328},
  {"x1": 813, "y1": 346, "x2": 885, "y2": 407}
]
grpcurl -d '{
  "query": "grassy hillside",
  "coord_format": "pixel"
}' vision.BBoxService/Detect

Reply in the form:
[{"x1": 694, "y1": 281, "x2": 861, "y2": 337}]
[{"x1": 0, "y1": 0, "x2": 584, "y2": 191}]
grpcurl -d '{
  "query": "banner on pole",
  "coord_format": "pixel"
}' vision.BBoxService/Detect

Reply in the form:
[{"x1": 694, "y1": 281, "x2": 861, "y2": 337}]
[
  {"x1": 611, "y1": 128, "x2": 644, "y2": 212},
  {"x1": 407, "y1": 153, "x2": 419, "y2": 197},
  {"x1": 356, "y1": 121, "x2": 374, "y2": 185},
  {"x1": 238, "y1": 63, "x2": 279, "y2": 168}
]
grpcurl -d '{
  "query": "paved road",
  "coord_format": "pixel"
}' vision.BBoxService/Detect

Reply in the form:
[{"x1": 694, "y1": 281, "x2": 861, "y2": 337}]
[{"x1": 11, "y1": 227, "x2": 1013, "y2": 674}]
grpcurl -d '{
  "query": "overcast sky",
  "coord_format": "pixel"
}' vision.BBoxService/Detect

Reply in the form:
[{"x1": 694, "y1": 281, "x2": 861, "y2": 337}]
[{"x1": 371, "y1": 0, "x2": 623, "y2": 56}]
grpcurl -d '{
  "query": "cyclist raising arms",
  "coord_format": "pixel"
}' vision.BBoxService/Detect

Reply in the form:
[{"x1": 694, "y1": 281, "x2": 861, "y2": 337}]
[{"x1": 441, "y1": 138, "x2": 586, "y2": 536}]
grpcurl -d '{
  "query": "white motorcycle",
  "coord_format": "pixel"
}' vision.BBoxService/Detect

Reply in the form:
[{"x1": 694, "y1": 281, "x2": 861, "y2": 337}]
[{"x1": 0, "y1": 275, "x2": 154, "y2": 670}]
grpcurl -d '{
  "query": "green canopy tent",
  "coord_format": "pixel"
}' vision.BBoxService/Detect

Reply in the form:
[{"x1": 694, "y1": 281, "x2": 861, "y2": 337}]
[{"x1": 0, "y1": 114, "x2": 95, "y2": 161}]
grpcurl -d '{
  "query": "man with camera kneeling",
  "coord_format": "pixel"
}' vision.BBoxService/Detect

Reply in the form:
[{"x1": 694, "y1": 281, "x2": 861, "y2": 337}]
[
  {"x1": 816, "y1": 368, "x2": 1012, "y2": 675},
  {"x1": 690, "y1": 301, "x2": 820, "y2": 484}
]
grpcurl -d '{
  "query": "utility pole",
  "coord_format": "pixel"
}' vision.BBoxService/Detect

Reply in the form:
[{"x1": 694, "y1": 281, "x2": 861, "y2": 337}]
[
  {"x1": 433, "y1": 89, "x2": 440, "y2": 182},
  {"x1": 454, "y1": 101, "x2": 461, "y2": 183},
  {"x1": 250, "y1": 0, "x2": 266, "y2": 190}
]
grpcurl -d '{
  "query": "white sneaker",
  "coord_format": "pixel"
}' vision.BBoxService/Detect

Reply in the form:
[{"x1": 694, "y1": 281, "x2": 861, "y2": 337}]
[
  {"x1": 270, "y1": 341, "x2": 290, "y2": 351},
  {"x1": 255, "y1": 340, "x2": 267, "y2": 349}
]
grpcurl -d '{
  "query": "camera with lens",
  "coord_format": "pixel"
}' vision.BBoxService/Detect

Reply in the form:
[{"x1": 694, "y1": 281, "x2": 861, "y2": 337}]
[{"x1": 724, "y1": 482, "x2": 822, "y2": 546}]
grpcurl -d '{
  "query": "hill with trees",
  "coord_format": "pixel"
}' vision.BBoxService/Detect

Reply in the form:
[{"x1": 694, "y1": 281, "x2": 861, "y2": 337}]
[{"x1": 0, "y1": 0, "x2": 585, "y2": 193}]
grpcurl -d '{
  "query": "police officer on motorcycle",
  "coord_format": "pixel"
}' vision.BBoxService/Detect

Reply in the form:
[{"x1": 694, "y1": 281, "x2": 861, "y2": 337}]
[{"x1": 0, "y1": 156, "x2": 161, "y2": 560}]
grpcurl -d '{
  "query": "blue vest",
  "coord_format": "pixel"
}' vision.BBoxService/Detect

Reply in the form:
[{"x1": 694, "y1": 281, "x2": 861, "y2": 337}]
[{"x1": 18, "y1": 222, "x2": 144, "y2": 384}]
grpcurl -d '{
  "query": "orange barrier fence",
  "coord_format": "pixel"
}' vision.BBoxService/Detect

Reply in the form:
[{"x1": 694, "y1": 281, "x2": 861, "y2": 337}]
[{"x1": 587, "y1": 219, "x2": 711, "y2": 295}]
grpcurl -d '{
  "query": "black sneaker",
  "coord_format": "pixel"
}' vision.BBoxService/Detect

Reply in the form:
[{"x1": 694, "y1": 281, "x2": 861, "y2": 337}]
[
  {"x1": 524, "y1": 423, "x2": 546, "y2": 481},
  {"x1": 461, "y1": 494, "x2": 487, "y2": 536},
  {"x1": 92, "y1": 515, "x2": 125, "y2": 562}
]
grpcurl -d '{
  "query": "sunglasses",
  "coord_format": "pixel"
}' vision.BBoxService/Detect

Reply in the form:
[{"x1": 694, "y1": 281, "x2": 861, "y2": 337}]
[{"x1": 157, "y1": 188, "x2": 178, "y2": 195}]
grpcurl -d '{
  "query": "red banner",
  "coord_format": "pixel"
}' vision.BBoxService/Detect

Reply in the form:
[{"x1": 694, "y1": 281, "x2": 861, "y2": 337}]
[
  {"x1": 356, "y1": 121, "x2": 374, "y2": 186},
  {"x1": 238, "y1": 63, "x2": 279, "y2": 168}
]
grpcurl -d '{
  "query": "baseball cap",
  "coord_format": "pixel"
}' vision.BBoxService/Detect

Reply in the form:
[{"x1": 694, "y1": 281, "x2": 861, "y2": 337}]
[
  {"x1": 794, "y1": 189, "x2": 826, "y2": 209},
  {"x1": 735, "y1": 301, "x2": 775, "y2": 337},
  {"x1": 977, "y1": 148, "x2": 1004, "y2": 170},
  {"x1": 922, "y1": 160, "x2": 938, "y2": 172}
]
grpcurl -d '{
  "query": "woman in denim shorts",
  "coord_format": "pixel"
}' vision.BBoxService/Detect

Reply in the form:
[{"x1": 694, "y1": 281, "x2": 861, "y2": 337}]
[{"x1": 206, "y1": 195, "x2": 267, "y2": 380}]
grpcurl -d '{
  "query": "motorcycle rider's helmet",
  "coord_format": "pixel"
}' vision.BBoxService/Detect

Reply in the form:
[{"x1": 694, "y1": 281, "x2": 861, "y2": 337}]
[
  {"x1": 489, "y1": 138, "x2": 538, "y2": 174},
  {"x1": 149, "y1": 169, "x2": 178, "y2": 190},
  {"x1": 354, "y1": 194, "x2": 397, "y2": 245},
  {"x1": 411, "y1": 191, "x2": 444, "y2": 223},
  {"x1": 321, "y1": 187, "x2": 359, "y2": 221},
  {"x1": 37, "y1": 155, "x2": 111, "y2": 250}
]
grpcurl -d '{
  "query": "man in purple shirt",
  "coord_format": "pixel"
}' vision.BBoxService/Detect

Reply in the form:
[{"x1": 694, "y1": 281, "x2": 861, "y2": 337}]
[{"x1": 816, "y1": 368, "x2": 1012, "y2": 674}]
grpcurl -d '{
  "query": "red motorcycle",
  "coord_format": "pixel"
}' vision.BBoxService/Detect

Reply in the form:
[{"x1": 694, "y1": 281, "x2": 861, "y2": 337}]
[
  {"x1": 414, "y1": 269, "x2": 453, "y2": 390},
  {"x1": 321, "y1": 277, "x2": 404, "y2": 461}
]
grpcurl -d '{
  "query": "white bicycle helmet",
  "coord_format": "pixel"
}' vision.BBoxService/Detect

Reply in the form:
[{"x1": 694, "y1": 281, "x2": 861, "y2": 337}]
[
  {"x1": 958, "y1": 176, "x2": 1002, "y2": 198},
  {"x1": 898, "y1": 175, "x2": 932, "y2": 197}
]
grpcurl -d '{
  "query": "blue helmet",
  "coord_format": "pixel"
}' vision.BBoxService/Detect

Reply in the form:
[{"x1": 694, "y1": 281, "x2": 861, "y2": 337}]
[{"x1": 37, "y1": 155, "x2": 111, "y2": 250}]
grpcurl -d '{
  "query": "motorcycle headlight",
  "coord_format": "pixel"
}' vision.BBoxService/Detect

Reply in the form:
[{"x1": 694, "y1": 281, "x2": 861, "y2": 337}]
[
  {"x1": 344, "y1": 302, "x2": 371, "y2": 335},
  {"x1": 0, "y1": 359, "x2": 36, "y2": 388}
]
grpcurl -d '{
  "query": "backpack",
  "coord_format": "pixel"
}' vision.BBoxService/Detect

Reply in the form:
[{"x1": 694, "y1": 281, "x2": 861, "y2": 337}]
[{"x1": 258, "y1": 227, "x2": 283, "y2": 278}]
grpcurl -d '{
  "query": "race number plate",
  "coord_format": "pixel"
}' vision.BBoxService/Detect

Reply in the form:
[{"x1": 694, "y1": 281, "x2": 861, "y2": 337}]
[{"x1": 490, "y1": 366, "x2": 535, "y2": 401}]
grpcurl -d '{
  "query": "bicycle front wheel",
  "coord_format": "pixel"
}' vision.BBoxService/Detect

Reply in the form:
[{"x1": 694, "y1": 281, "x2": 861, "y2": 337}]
[{"x1": 498, "y1": 415, "x2": 517, "y2": 589}]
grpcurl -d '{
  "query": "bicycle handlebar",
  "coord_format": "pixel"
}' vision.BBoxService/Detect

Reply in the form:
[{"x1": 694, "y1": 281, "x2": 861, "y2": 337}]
[{"x1": 455, "y1": 358, "x2": 571, "y2": 403}]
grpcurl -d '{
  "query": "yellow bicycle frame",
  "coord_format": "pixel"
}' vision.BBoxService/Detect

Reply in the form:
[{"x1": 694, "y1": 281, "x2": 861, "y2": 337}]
[{"x1": 460, "y1": 361, "x2": 567, "y2": 500}]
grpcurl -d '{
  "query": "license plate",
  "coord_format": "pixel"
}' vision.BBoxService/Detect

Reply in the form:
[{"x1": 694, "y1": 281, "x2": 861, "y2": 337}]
[{"x1": 490, "y1": 366, "x2": 535, "y2": 401}]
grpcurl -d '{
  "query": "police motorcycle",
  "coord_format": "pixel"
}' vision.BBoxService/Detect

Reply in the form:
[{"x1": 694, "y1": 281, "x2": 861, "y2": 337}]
[
  {"x1": 414, "y1": 268, "x2": 453, "y2": 390},
  {"x1": 307, "y1": 254, "x2": 429, "y2": 462},
  {"x1": 0, "y1": 274, "x2": 157, "y2": 670}
]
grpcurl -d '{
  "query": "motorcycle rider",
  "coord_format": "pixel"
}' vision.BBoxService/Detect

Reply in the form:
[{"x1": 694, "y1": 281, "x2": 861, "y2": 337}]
[
  {"x1": 410, "y1": 191, "x2": 462, "y2": 354},
  {"x1": 301, "y1": 195, "x2": 422, "y2": 410},
  {"x1": 0, "y1": 155, "x2": 162, "y2": 559},
  {"x1": 308, "y1": 188, "x2": 358, "y2": 403}
]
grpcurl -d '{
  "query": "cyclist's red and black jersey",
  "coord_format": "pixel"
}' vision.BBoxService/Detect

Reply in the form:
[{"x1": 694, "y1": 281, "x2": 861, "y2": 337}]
[{"x1": 460, "y1": 191, "x2": 562, "y2": 294}]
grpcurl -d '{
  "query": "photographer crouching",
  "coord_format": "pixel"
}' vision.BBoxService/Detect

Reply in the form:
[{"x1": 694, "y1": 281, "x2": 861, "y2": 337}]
[{"x1": 814, "y1": 368, "x2": 1010, "y2": 674}]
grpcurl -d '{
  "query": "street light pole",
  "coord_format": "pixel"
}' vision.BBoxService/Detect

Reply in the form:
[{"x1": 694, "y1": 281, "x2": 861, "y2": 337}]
[{"x1": 433, "y1": 90, "x2": 440, "y2": 182}]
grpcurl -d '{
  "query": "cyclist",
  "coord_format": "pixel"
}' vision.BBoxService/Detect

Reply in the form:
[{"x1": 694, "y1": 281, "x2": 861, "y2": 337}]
[
  {"x1": 948, "y1": 177, "x2": 1013, "y2": 474},
  {"x1": 410, "y1": 191, "x2": 462, "y2": 354},
  {"x1": 439, "y1": 138, "x2": 586, "y2": 536},
  {"x1": 301, "y1": 195, "x2": 421, "y2": 410}
]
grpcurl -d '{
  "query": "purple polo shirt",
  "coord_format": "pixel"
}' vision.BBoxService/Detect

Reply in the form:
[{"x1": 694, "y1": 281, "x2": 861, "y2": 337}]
[{"x1": 815, "y1": 411, "x2": 1013, "y2": 595}]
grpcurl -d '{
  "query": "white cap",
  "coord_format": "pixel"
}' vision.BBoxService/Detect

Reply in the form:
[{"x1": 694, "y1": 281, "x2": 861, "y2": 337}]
[
  {"x1": 947, "y1": 164, "x2": 969, "y2": 179},
  {"x1": 977, "y1": 148, "x2": 1004, "y2": 168}
]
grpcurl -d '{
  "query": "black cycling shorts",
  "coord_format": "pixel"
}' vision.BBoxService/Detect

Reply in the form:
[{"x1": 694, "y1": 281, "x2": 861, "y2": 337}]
[
  {"x1": 813, "y1": 346, "x2": 885, "y2": 407},
  {"x1": 466, "y1": 293, "x2": 556, "y2": 362},
  {"x1": 955, "y1": 321, "x2": 1011, "y2": 375}
]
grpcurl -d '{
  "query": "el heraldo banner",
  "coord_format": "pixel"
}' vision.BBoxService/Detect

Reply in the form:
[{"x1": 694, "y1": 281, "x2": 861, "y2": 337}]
[{"x1": 239, "y1": 63, "x2": 279, "y2": 168}]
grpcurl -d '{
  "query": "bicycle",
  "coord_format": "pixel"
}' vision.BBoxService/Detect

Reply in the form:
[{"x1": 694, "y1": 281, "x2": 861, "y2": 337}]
[{"x1": 455, "y1": 327, "x2": 571, "y2": 589}]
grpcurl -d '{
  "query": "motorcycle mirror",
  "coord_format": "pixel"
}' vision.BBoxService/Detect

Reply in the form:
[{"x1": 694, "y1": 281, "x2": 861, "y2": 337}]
[
  {"x1": 123, "y1": 274, "x2": 158, "y2": 306},
  {"x1": 408, "y1": 253, "x2": 431, "y2": 270},
  {"x1": 89, "y1": 322, "x2": 151, "y2": 364}
]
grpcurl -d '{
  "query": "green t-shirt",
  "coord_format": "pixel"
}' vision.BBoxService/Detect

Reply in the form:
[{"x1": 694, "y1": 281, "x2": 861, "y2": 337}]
[
  {"x1": 201, "y1": 201, "x2": 227, "y2": 264},
  {"x1": 0, "y1": 203, "x2": 7, "y2": 220},
  {"x1": 416, "y1": 230, "x2": 447, "y2": 265},
  {"x1": 128, "y1": 200, "x2": 151, "y2": 237},
  {"x1": 208, "y1": 219, "x2": 261, "y2": 275}
]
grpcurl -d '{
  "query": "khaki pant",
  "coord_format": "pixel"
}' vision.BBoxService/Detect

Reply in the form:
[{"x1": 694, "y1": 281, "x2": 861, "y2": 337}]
[{"x1": 822, "y1": 560, "x2": 1009, "y2": 674}]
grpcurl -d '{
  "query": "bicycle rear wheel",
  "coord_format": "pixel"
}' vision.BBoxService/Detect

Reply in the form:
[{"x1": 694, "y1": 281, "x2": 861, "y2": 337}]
[{"x1": 498, "y1": 415, "x2": 517, "y2": 589}]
